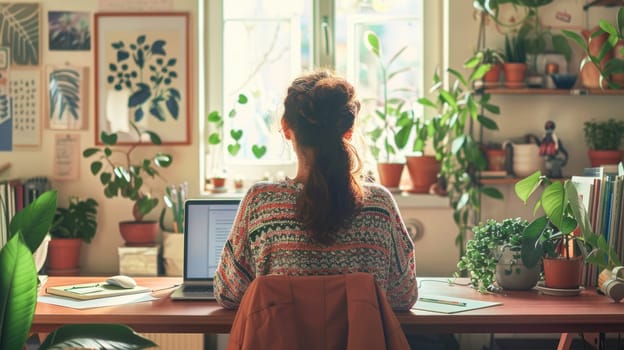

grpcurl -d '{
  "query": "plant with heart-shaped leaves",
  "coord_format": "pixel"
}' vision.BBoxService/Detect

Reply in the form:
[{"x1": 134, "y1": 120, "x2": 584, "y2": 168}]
[{"x1": 206, "y1": 93, "x2": 267, "y2": 159}]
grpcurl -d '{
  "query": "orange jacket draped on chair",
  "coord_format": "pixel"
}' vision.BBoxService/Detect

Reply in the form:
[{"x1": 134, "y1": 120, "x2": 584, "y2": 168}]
[{"x1": 227, "y1": 273, "x2": 412, "y2": 350}]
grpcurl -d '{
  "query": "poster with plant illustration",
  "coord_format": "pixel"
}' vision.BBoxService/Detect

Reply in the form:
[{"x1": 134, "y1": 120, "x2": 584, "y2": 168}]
[
  {"x1": 0, "y1": 3, "x2": 40, "y2": 66},
  {"x1": 45, "y1": 65, "x2": 89, "y2": 130},
  {"x1": 94, "y1": 13, "x2": 189, "y2": 144},
  {"x1": 48, "y1": 11, "x2": 91, "y2": 51}
]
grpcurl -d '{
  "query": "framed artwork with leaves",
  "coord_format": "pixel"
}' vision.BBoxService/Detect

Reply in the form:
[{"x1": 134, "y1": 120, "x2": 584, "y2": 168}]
[
  {"x1": 45, "y1": 65, "x2": 89, "y2": 130},
  {"x1": 0, "y1": 3, "x2": 40, "y2": 66},
  {"x1": 94, "y1": 12, "x2": 190, "y2": 145}
]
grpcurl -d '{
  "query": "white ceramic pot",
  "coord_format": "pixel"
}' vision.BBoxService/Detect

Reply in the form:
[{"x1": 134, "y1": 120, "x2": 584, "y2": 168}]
[{"x1": 162, "y1": 231, "x2": 184, "y2": 276}]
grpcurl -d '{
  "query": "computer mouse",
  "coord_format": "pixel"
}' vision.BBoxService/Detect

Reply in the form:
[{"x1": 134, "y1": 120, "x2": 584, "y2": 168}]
[{"x1": 106, "y1": 275, "x2": 137, "y2": 289}]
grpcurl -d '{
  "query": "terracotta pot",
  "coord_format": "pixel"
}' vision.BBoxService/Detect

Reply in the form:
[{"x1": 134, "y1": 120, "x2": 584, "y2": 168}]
[
  {"x1": 162, "y1": 231, "x2": 184, "y2": 276},
  {"x1": 485, "y1": 149, "x2": 506, "y2": 171},
  {"x1": 503, "y1": 63, "x2": 527, "y2": 88},
  {"x1": 543, "y1": 256, "x2": 583, "y2": 289},
  {"x1": 119, "y1": 221, "x2": 158, "y2": 246},
  {"x1": 587, "y1": 149, "x2": 623, "y2": 167},
  {"x1": 212, "y1": 177, "x2": 226, "y2": 188},
  {"x1": 47, "y1": 238, "x2": 82, "y2": 275},
  {"x1": 484, "y1": 64, "x2": 502, "y2": 85},
  {"x1": 580, "y1": 26, "x2": 613, "y2": 89},
  {"x1": 377, "y1": 162, "x2": 405, "y2": 189},
  {"x1": 405, "y1": 155, "x2": 440, "y2": 194}
]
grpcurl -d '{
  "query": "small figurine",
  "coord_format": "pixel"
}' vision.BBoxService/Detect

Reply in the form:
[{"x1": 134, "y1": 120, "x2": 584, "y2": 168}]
[{"x1": 539, "y1": 120, "x2": 568, "y2": 178}]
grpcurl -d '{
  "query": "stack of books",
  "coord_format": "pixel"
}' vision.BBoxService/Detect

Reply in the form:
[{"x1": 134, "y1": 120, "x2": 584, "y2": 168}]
[{"x1": 570, "y1": 164, "x2": 624, "y2": 286}]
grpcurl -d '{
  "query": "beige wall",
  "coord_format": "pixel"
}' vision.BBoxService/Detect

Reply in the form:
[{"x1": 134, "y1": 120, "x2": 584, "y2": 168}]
[{"x1": 1, "y1": 1, "x2": 622, "y2": 276}]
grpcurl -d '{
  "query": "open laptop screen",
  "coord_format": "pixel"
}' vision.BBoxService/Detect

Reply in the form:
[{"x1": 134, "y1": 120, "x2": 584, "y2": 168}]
[{"x1": 184, "y1": 199, "x2": 240, "y2": 281}]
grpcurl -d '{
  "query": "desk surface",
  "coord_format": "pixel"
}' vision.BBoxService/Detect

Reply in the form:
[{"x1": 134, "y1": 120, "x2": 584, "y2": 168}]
[{"x1": 33, "y1": 276, "x2": 624, "y2": 334}]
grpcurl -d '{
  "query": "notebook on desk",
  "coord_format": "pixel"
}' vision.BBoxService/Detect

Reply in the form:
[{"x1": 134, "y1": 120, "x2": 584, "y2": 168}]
[{"x1": 170, "y1": 198, "x2": 241, "y2": 301}]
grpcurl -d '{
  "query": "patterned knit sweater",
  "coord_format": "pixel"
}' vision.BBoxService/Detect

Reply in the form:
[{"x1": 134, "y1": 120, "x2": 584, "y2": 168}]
[{"x1": 214, "y1": 178, "x2": 418, "y2": 310}]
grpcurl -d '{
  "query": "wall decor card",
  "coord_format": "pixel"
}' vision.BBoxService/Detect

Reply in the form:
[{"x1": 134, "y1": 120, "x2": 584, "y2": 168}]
[
  {"x1": 94, "y1": 13, "x2": 190, "y2": 145},
  {"x1": 53, "y1": 134, "x2": 80, "y2": 180},
  {"x1": 538, "y1": 0, "x2": 586, "y2": 30},
  {"x1": 48, "y1": 11, "x2": 91, "y2": 51},
  {"x1": 9, "y1": 69, "x2": 41, "y2": 146},
  {"x1": 45, "y1": 65, "x2": 89, "y2": 130},
  {"x1": 0, "y1": 3, "x2": 40, "y2": 66},
  {"x1": 0, "y1": 94, "x2": 11, "y2": 151}
]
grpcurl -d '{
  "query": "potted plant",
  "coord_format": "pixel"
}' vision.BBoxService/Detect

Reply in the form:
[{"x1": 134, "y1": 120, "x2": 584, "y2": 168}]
[
  {"x1": 406, "y1": 53, "x2": 504, "y2": 261},
  {"x1": 159, "y1": 181, "x2": 187, "y2": 276},
  {"x1": 476, "y1": 48, "x2": 505, "y2": 86},
  {"x1": 583, "y1": 118, "x2": 624, "y2": 167},
  {"x1": 83, "y1": 122, "x2": 173, "y2": 245},
  {"x1": 362, "y1": 30, "x2": 414, "y2": 190},
  {"x1": 515, "y1": 171, "x2": 622, "y2": 289},
  {"x1": 47, "y1": 196, "x2": 98, "y2": 275},
  {"x1": 503, "y1": 33, "x2": 528, "y2": 88},
  {"x1": 457, "y1": 217, "x2": 539, "y2": 293},
  {"x1": 563, "y1": 8, "x2": 624, "y2": 89},
  {"x1": 398, "y1": 115, "x2": 442, "y2": 194},
  {"x1": 0, "y1": 190, "x2": 156, "y2": 349}
]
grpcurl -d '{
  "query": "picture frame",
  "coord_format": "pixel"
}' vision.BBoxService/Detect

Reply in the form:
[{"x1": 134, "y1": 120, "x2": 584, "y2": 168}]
[{"x1": 94, "y1": 12, "x2": 190, "y2": 145}]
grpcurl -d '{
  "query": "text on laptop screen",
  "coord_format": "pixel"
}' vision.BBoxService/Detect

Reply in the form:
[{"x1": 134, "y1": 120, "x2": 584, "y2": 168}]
[{"x1": 185, "y1": 200, "x2": 239, "y2": 280}]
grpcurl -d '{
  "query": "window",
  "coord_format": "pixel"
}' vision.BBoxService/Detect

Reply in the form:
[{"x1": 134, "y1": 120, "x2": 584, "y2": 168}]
[{"x1": 200, "y1": 0, "x2": 430, "y2": 188}]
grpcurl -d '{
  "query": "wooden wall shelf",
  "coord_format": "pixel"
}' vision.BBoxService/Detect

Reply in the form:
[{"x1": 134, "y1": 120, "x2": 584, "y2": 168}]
[{"x1": 484, "y1": 87, "x2": 624, "y2": 95}]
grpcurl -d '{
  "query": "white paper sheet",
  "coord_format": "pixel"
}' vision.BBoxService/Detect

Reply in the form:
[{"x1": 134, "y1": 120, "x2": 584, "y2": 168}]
[
  {"x1": 38, "y1": 292, "x2": 156, "y2": 309},
  {"x1": 412, "y1": 294, "x2": 502, "y2": 314}
]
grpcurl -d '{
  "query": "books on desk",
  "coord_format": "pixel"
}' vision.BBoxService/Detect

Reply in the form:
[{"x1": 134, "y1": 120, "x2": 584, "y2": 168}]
[{"x1": 46, "y1": 282, "x2": 151, "y2": 300}]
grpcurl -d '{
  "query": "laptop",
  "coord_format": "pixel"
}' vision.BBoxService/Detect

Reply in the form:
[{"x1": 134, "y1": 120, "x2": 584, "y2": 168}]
[{"x1": 170, "y1": 198, "x2": 241, "y2": 301}]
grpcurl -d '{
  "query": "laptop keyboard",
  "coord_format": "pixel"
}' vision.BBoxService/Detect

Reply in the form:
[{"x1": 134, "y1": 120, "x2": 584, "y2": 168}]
[{"x1": 183, "y1": 285, "x2": 214, "y2": 293}]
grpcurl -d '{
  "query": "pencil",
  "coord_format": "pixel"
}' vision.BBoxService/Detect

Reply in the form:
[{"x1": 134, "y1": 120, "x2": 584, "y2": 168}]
[{"x1": 418, "y1": 297, "x2": 467, "y2": 307}]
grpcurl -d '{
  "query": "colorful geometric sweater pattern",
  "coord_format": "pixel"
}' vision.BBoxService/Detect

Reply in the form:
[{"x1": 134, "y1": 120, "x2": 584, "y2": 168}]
[{"x1": 214, "y1": 178, "x2": 418, "y2": 310}]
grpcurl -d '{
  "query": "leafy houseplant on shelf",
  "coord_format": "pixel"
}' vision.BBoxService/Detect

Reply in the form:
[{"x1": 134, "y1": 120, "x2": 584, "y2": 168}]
[
  {"x1": 362, "y1": 30, "x2": 414, "y2": 190},
  {"x1": 83, "y1": 122, "x2": 173, "y2": 245},
  {"x1": 159, "y1": 181, "x2": 187, "y2": 276},
  {"x1": 503, "y1": 33, "x2": 528, "y2": 88},
  {"x1": 47, "y1": 196, "x2": 98, "y2": 275},
  {"x1": 583, "y1": 118, "x2": 624, "y2": 167},
  {"x1": 515, "y1": 171, "x2": 622, "y2": 289},
  {"x1": 0, "y1": 190, "x2": 156, "y2": 349},
  {"x1": 457, "y1": 217, "x2": 539, "y2": 293},
  {"x1": 563, "y1": 7, "x2": 624, "y2": 89},
  {"x1": 475, "y1": 48, "x2": 505, "y2": 87},
  {"x1": 408, "y1": 53, "x2": 504, "y2": 261}
]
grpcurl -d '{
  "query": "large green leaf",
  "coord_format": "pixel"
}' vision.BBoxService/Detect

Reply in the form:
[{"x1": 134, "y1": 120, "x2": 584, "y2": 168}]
[
  {"x1": 40, "y1": 324, "x2": 157, "y2": 350},
  {"x1": 9, "y1": 190, "x2": 57, "y2": 253},
  {"x1": 0, "y1": 233, "x2": 38, "y2": 350}
]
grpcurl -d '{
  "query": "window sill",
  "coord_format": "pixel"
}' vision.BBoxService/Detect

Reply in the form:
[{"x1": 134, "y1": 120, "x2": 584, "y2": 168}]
[{"x1": 202, "y1": 190, "x2": 450, "y2": 209}]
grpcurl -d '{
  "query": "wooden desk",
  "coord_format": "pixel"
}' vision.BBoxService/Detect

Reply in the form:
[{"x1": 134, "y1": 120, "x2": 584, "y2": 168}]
[{"x1": 33, "y1": 277, "x2": 624, "y2": 335}]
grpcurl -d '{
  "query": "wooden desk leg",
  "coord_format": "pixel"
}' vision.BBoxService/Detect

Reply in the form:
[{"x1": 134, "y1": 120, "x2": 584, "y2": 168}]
[
  {"x1": 557, "y1": 333, "x2": 600, "y2": 350},
  {"x1": 557, "y1": 333, "x2": 574, "y2": 350}
]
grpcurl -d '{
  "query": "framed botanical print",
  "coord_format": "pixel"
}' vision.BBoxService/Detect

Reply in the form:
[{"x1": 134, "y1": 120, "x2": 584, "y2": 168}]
[{"x1": 94, "y1": 12, "x2": 190, "y2": 144}]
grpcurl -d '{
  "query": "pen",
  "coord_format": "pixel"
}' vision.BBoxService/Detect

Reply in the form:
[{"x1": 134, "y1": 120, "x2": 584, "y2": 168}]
[
  {"x1": 64, "y1": 283, "x2": 100, "y2": 291},
  {"x1": 418, "y1": 297, "x2": 467, "y2": 307}
]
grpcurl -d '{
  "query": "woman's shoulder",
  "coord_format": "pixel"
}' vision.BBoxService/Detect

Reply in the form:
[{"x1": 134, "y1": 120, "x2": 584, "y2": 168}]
[
  {"x1": 243, "y1": 179, "x2": 298, "y2": 201},
  {"x1": 362, "y1": 182, "x2": 397, "y2": 206}
]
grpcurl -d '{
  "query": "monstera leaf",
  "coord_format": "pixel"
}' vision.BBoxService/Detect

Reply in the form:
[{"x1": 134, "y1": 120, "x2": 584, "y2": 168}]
[{"x1": 49, "y1": 68, "x2": 81, "y2": 120}]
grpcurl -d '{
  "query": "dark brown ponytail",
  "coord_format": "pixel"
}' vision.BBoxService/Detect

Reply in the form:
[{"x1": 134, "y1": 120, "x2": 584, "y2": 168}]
[{"x1": 283, "y1": 70, "x2": 363, "y2": 244}]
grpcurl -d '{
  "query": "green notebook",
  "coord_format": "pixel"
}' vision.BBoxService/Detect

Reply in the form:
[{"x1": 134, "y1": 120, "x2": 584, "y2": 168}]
[{"x1": 46, "y1": 282, "x2": 151, "y2": 300}]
